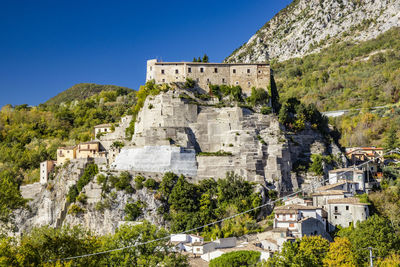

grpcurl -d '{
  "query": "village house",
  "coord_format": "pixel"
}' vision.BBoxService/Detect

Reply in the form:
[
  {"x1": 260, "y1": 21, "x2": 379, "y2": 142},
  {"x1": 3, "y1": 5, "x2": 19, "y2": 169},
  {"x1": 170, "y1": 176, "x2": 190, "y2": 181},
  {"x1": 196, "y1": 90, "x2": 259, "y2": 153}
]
[
  {"x1": 312, "y1": 190, "x2": 352, "y2": 209},
  {"x1": 273, "y1": 204, "x2": 328, "y2": 238},
  {"x1": 283, "y1": 196, "x2": 313, "y2": 206},
  {"x1": 146, "y1": 59, "x2": 271, "y2": 95},
  {"x1": 94, "y1": 123, "x2": 112, "y2": 137},
  {"x1": 39, "y1": 160, "x2": 56, "y2": 184},
  {"x1": 346, "y1": 147, "x2": 384, "y2": 165},
  {"x1": 56, "y1": 146, "x2": 77, "y2": 165},
  {"x1": 326, "y1": 197, "x2": 369, "y2": 231},
  {"x1": 317, "y1": 180, "x2": 361, "y2": 194},
  {"x1": 75, "y1": 141, "x2": 106, "y2": 160},
  {"x1": 328, "y1": 168, "x2": 365, "y2": 191}
]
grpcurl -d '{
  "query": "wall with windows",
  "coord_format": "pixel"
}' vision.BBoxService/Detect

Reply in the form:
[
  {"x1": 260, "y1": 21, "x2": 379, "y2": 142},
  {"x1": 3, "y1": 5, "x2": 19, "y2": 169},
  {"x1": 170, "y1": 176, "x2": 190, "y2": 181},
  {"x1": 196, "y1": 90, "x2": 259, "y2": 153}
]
[{"x1": 146, "y1": 59, "x2": 271, "y2": 95}]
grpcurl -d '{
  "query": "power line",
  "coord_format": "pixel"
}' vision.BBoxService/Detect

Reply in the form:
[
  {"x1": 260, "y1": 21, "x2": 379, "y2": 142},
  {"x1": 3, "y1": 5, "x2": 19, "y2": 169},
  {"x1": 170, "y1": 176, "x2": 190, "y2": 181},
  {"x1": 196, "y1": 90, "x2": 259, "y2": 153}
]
[{"x1": 48, "y1": 149, "x2": 399, "y2": 262}]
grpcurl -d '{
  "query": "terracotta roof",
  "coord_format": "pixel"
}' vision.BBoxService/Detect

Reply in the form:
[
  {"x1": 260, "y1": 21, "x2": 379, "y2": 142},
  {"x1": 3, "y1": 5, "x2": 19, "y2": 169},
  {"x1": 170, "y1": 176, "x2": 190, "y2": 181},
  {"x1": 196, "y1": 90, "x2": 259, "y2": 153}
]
[
  {"x1": 327, "y1": 197, "x2": 369, "y2": 205},
  {"x1": 312, "y1": 190, "x2": 346, "y2": 196},
  {"x1": 94, "y1": 123, "x2": 112, "y2": 128}
]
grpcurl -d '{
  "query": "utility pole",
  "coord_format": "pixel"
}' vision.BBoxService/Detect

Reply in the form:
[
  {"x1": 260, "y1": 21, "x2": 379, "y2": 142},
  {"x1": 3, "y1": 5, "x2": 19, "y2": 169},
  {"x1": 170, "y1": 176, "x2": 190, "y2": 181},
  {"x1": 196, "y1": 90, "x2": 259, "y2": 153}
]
[{"x1": 368, "y1": 247, "x2": 374, "y2": 267}]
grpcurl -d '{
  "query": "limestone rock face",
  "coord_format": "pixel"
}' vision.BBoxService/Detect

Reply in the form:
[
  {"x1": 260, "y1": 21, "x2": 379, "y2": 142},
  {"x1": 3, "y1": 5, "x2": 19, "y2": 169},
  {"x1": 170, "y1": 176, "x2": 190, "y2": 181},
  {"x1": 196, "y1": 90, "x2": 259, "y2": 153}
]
[
  {"x1": 113, "y1": 90, "x2": 340, "y2": 190},
  {"x1": 225, "y1": 0, "x2": 400, "y2": 63}
]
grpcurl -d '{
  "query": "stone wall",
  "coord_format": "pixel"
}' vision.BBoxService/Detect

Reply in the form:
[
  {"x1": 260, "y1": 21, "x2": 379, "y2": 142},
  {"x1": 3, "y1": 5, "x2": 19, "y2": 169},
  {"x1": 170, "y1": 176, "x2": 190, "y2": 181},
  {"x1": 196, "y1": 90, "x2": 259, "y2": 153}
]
[{"x1": 146, "y1": 59, "x2": 271, "y2": 95}]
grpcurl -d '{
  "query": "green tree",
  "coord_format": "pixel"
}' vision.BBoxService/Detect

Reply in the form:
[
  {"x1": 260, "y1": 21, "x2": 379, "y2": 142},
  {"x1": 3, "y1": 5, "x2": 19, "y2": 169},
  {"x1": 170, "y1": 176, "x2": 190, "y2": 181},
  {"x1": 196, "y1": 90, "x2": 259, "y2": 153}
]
[
  {"x1": 266, "y1": 236, "x2": 330, "y2": 266},
  {"x1": 337, "y1": 215, "x2": 400, "y2": 265},
  {"x1": 101, "y1": 221, "x2": 188, "y2": 266},
  {"x1": 202, "y1": 54, "x2": 209, "y2": 63},
  {"x1": 210, "y1": 250, "x2": 260, "y2": 267},
  {"x1": 323, "y1": 237, "x2": 356, "y2": 267},
  {"x1": 384, "y1": 126, "x2": 399, "y2": 152}
]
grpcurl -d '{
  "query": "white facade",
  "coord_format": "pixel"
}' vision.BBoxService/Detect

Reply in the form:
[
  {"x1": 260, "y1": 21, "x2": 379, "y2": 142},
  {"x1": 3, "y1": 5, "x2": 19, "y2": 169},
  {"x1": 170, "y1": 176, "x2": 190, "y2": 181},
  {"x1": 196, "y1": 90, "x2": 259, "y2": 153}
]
[
  {"x1": 40, "y1": 160, "x2": 55, "y2": 185},
  {"x1": 327, "y1": 198, "x2": 369, "y2": 231},
  {"x1": 328, "y1": 168, "x2": 365, "y2": 191}
]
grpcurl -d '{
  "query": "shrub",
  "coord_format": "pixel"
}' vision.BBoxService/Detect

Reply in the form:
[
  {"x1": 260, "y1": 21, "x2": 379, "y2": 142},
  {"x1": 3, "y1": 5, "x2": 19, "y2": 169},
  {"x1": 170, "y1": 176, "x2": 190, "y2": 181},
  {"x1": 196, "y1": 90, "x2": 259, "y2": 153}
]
[
  {"x1": 184, "y1": 78, "x2": 196, "y2": 88},
  {"x1": 68, "y1": 204, "x2": 85, "y2": 215},
  {"x1": 67, "y1": 185, "x2": 79, "y2": 203},
  {"x1": 134, "y1": 175, "x2": 146, "y2": 190},
  {"x1": 144, "y1": 178, "x2": 158, "y2": 190},
  {"x1": 124, "y1": 201, "x2": 144, "y2": 221},
  {"x1": 76, "y1": 193, "x2": 87, "y2": 204},
  {"x1": 96, "y1": 174, "x2": 106, "y2": 185},
  {"x1": 260, "y1": 106, "x2": 272, "y2": 115},
  {"x1": 114, "y1": 172, "x2": 134, "y2": 193}
]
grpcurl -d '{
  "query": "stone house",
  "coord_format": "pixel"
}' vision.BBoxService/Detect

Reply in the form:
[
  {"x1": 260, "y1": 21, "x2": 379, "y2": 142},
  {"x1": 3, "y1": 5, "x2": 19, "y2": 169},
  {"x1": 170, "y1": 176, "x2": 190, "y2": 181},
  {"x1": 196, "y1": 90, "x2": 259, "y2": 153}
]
[
  {"x1": 317, "y1": 181, "x2": 361, "y2": 194},
  {"x1": 56, "y1": 146, "x2": 77, "y2": 165},
  {"x1": 312, "y1": 190, "x2": 352, "y2": 209},
  {"x1": 346, "y1": 147, "x2": 384, "y2": 165},
  {"x1": 40, "y1": 160, "x2": 56, "y2": 184},
  {"x1": 328, "y1": 168, "x2": 365, "y2": 191},
  {"x1": 283, "y1": 196, "x2": 313, "y2": 206},
  {"x1": 94, "y1": 123, "x2": 112, "y2": 137},
  {"x1": 326, "y1": 197, "x2": 369, "y2": 231},
  {"x1": 76, "y1": 141, "x2": 106, "y2": 160},
  {"x1": 274, "y1": 205, "x2": 327, "y2": 228},
  {"x1": 189, "y1": 242, "x2": 216, "y2": 255},
  {"x1": 146, "y1": 59, "x2": 271, "y2": 95}
]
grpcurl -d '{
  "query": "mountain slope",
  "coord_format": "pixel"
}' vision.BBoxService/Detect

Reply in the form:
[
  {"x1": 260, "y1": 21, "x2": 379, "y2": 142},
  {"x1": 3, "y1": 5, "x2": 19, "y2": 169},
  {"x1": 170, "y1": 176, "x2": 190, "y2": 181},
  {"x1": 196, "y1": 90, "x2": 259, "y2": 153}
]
[
  {"x1": 225, "y1": 0, "x2": 400, "y2": 63},
  {"x1": 45, "y1": 83, "x2": 133, "y2": 105}
]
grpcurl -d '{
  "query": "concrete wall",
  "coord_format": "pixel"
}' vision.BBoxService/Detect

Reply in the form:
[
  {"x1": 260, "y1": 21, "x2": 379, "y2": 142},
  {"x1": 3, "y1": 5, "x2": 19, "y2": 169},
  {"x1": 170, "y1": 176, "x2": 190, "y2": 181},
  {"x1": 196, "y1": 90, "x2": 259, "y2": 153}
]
[{"x1": 111, "y1": 146, "x2": 197, "y2": 177}]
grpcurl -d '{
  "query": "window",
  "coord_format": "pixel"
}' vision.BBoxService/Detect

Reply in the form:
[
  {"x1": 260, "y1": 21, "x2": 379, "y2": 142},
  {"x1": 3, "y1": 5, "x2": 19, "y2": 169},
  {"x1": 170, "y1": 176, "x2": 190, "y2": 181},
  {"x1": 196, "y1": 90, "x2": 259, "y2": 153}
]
[
  {"x1": 150, "y1": 66, "x2": 152, "y2": 71},
  {"x1": 289, "y1": 214, "x2": 293, "y2": 218},
  {"x1": 235, "y1": 81, "x2": 239, "y2": 85},
  {"x1": 196, "y1": 248, "x2": 200, "y2": 252},
  {"x1": 200, "y1": 67, "x2": 204, "y2": 73},
  {"x1": 214, "y1": 68, "x2": 218, "y2": 73},
  {"x1": 162, "y1": 79, "x2": 165, "y2": 82},
  {"x1": 334, "y1": 206, "x2": 338, "y2": 212},
  {"x1": 248, "y1": 82, "x2": 251, "y2": 87},
  {"x1": 346, "y1": 206, "x2": 349, "y2": 210},
  {"x1": 188, "y1": 67, "x2": 191, "y2": 73},
  {"x1": 289, "y1": 223, "x2": 294, "y2": 227},
  {"x1": 176, "y1": 77, "x2": 178, "y2": 79},
  {"x1": 349, "y1": 222, "x2": 352, "y2": 226},
  {"x1": 207, "y1": 78, "x2": 210, "y2": 83},
  {"x1": 161, "y1": 69, "x2": 165, "y2": 74},
  {"x1": 258, "y1": 70, "x2": 261, "y2": 73},
  {"x1": 233, "y1": 69, "x2": 236, "y2": 74},
  {"x1": 247, "y1": 69, "x2": 250, "y2": 73},
  {"x1": 222, "y1": 78, "x2": 225, "y2": 83},
  {"x1": 335, "y1": 216, "x2": 337, "y2": 219},
  {"x1": 175, "y1": 69, "x2": 179, "y2": 74}
]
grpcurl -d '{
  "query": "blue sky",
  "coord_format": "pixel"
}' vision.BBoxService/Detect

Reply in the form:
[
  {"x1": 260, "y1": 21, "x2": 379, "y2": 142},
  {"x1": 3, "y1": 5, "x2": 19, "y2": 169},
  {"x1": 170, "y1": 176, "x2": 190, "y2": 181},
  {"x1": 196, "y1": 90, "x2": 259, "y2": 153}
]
[{"x1": 0, "y1": 0, "x2": 292, "y2": 107}]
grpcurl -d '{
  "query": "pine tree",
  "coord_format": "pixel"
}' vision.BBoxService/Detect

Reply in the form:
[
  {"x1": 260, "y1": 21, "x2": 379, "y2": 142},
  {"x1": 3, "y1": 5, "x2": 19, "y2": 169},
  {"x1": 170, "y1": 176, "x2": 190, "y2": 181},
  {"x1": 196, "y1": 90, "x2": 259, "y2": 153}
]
[
  {"x1": 193, "y1": 57, "x2": 197, "y2": 62},
  {"x1": 197, "y1": 56, "x2": 202, "y2": 62},
  {"x1": 384, "y1": 126, "x2": 399, "y2": 152},
  {"x1": 202, "y1": 54, "x2": 209, "y2": 63}
]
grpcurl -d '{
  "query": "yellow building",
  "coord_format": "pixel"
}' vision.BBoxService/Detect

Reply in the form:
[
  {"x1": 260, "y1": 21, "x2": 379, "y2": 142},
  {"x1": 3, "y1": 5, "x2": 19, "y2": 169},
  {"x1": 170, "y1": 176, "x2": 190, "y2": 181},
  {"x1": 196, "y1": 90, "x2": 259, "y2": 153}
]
[
  {"x1": 56, "y1": 146, "x2": 77, "y2": 165},
  {"x1": 76, "y1": 141, "x2": 106, "y2": 159}
]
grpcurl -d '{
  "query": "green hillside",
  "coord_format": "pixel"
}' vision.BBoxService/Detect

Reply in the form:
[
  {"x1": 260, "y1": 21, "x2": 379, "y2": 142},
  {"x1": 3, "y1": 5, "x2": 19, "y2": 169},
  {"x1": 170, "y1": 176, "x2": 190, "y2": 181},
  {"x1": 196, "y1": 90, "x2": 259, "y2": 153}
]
[
  {"x1": 272, "y1": 27, "x2": 400, "y2": 147},
  {"x1": 45, "y1": 83, "x2": 134, "y2": 105}
]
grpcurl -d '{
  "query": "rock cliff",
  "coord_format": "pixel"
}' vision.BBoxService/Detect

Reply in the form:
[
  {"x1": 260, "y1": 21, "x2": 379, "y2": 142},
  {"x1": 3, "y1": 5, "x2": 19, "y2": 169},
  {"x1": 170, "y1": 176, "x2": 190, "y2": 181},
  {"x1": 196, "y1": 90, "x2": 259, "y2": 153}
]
[
  {"x1": 15, "y1": 89, "x2": 341, "y2": 235},
  {"x1": 225, "y1": 0, "x2": 400, "y2": 63}
]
